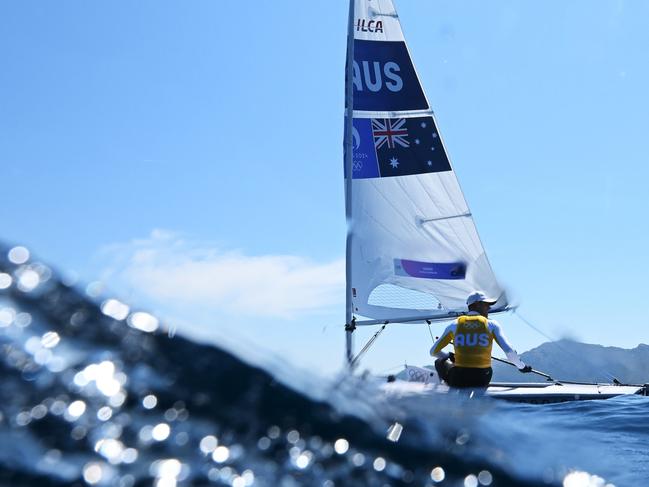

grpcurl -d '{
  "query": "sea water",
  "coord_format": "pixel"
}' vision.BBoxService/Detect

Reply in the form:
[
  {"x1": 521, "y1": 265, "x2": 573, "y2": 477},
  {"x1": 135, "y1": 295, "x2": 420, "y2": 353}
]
[{"x1": 1, "y1": 248, "x2": 648, "y2": 487}]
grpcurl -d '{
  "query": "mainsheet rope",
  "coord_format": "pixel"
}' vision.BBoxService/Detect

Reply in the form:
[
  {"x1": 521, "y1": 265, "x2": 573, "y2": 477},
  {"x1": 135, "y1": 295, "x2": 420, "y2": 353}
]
[{"x1": 512, "y1": 309, "x2": 618, "y2": 382}]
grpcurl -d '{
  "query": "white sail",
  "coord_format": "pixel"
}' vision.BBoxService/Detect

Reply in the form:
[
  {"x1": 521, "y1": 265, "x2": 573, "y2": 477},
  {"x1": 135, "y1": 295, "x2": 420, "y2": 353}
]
[{"x1": 345, "y1": 0, "x2": 507, "y2": 322}]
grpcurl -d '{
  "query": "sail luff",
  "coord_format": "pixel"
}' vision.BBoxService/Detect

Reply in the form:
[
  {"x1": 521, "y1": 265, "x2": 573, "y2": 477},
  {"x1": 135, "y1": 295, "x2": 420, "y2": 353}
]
[{"x1": 344, "y1": 0, "x2": 356, "y2": 364}]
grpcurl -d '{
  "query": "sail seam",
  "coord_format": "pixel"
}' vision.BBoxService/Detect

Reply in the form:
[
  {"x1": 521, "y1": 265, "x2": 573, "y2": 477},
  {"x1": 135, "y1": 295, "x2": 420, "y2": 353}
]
[
  {"x1": 370, "y1": 181, "x2": 426, "y2": 235},
  {"x1": 410, "y1": 174, "x2": 476, "y2": 258},
  {"x1": 425, "y1": 174, "x2": 476, "y2": 257}
]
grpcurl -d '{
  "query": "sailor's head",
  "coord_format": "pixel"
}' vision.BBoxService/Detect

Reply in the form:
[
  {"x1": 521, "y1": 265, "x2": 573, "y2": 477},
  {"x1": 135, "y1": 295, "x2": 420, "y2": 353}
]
[{"x1": 466, "y1": 291, "x2": 497, "y2": 315}]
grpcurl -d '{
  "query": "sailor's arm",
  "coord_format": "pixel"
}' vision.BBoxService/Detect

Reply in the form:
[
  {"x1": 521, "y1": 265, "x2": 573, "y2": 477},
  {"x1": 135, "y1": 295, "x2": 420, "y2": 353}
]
[
  {"x1": 429, "y1": 322, "x2": 456, "y2": 359},
  {"x1": 490, "y1": 320, "x2": 527, "y2": 369}
]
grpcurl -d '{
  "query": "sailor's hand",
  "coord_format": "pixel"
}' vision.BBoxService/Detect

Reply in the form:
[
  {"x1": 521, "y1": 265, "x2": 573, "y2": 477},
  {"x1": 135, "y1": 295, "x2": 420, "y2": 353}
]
[
  {"x1": 519, "y1": 365, "x2": 533, "y2": 373},
  {"x1": 448, "y1": 352, "x2": 455, "y2": 363}
]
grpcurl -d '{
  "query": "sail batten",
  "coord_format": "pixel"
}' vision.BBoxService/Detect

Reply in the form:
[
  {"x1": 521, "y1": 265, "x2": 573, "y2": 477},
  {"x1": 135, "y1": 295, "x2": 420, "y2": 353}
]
[
  {"x1": 344, "y1": 0, "x2": 507, "y2": 322},
  {"x1": 352, "y1": 109, "x2": 434, "y2": 119}
]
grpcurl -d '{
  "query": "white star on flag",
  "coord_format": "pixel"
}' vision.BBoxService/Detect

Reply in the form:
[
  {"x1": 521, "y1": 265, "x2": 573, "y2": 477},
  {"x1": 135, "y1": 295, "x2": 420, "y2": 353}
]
[{"x1": 389, "y1": 157, "x2": 399, "y2": 168}]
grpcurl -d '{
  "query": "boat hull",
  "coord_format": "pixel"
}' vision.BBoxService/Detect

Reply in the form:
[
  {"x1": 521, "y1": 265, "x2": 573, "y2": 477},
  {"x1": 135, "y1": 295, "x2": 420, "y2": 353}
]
[
  {"x1": 381, "y1": 380, "x2": 647, "y2": 404},
  {"x1": 487, "y1": 382, "x2": 646, "y2": 404}
]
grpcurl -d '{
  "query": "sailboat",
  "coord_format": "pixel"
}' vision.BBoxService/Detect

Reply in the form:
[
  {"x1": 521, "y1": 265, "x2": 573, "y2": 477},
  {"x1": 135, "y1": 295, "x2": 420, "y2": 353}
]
[{"x1": 341, "y1": 0, "x2": 647, "y2": 403}]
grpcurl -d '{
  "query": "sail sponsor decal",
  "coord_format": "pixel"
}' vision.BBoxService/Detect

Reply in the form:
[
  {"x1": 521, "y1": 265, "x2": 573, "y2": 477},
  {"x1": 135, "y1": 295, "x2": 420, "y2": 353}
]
[
  {"x1": 394, "y1": 259, "x2": 466, "y2": 280},
  {"x1": 349, "y1": 116, "x2": 451, "y2": 179},
  {"x1": 356, "y1": 18, "x2": 384, "y2": 33},
  {"x1": 352, "y1": 39, "x2": 428, "y2": 111}
]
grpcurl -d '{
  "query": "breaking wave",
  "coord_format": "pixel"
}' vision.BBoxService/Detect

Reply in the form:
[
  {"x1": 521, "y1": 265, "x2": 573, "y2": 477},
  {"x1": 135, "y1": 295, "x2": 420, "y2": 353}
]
[{"x1": 1, "y1": 243, "x2": 646, "y2": 486}]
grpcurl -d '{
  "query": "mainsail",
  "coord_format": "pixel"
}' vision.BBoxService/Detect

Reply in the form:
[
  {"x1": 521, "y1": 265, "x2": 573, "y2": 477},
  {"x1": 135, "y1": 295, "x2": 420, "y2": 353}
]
[{"x1": 344, "y1": 0, "x2": 508, "y2": 325}]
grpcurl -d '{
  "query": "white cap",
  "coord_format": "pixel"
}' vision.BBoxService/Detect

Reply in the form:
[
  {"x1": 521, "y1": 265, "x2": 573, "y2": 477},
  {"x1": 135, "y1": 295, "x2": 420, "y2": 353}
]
[{"x1": 466, "y1": 291, "x2": 497, "y2": 306}]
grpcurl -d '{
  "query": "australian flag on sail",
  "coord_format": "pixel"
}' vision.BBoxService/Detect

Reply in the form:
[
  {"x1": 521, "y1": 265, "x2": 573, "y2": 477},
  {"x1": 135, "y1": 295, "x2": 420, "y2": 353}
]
[{"x1": 351, "y1": 116, "x2": 451, "y2": 179}]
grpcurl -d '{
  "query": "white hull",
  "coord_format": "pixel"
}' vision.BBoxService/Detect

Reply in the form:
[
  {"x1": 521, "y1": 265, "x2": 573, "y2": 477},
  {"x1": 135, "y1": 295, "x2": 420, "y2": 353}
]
[
  {"x1": 488, "y1": 382, "x2": 646, "y2": 404},
  {"x1": 382, "y1": 380, "x2": 647, "y2": 404}
]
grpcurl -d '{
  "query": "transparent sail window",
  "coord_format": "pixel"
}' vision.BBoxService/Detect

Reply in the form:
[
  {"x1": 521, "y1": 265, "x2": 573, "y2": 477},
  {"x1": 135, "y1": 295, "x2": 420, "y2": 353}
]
[{"x1": 367, "y1": 284, "x2": 443, "y2": 310}]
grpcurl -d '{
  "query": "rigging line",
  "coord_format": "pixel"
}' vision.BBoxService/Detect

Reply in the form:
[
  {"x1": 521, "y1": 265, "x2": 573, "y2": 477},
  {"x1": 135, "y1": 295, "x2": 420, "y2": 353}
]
[
  {"x1": 350, "y1": 324, "x2": 387, "y2": 367},
  {"x1": 513, "y1": 309, "x2": 560, "y2": 344},
  {"x1": 426, "y1": 320, "x2": 436, "y2": 344},
  {"x1": 512, "y1": 309, "x2": 618, "y2": 382}
]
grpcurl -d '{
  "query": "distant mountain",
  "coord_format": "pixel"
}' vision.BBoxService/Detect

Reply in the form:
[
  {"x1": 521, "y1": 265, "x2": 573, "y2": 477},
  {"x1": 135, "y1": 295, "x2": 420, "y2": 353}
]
[{"x1": 492, "y1": 340, "x2": 649, "y2": 384}]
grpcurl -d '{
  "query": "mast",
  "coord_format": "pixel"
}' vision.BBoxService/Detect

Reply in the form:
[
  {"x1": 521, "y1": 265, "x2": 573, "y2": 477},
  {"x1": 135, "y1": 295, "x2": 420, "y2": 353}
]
[{"x1": 344, "y1": 0, "x2": 355, "y2": 366}]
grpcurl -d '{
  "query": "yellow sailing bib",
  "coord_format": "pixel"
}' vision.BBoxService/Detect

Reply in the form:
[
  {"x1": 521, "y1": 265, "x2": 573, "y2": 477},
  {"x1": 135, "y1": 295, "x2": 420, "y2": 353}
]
[{"x1": 454, "y1": 315, "x2": 493, "y2": 368}]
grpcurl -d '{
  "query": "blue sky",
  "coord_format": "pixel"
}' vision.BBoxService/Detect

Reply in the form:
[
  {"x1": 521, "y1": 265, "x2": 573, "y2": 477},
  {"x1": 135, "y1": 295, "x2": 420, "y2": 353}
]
[{"x1": 2, "y1": 1, "x2": 649, "y2": 375}]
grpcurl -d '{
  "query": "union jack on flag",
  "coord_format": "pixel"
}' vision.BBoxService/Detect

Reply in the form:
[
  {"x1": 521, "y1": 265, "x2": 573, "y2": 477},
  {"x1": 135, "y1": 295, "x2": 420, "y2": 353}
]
[
  {"x1": 350, "y1": 116, "x2": 451, "y2": 179},
  {"x1": 372, "y1": 118, "x2": 409, "y2": 150}
]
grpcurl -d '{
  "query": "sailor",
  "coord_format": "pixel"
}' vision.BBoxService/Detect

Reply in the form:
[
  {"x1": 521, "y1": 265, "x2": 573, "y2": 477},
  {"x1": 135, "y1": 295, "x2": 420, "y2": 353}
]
[{"x1": 430, "y1": 291, "x2": 532, "y2": 388}]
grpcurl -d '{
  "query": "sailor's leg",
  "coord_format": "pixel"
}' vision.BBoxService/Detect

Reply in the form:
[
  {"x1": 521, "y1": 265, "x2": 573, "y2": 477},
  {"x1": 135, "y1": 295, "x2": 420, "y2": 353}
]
[
  {"x1": 483, "y1": 367, "x2": 493, "y2": 386},
  {"x1": 434, "y1": 357, "x2": 453, "y2": 384}
]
